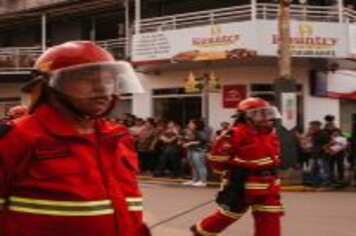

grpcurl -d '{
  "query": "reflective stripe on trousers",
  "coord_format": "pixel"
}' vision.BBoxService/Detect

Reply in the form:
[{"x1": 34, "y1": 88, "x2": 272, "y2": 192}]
[{"x1": 8, "y1": 196, "x2": 143, "y2": 216}]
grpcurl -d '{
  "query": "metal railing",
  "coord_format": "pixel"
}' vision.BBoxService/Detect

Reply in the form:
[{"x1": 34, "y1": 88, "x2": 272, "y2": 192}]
[
  {"x1": 140, "y1": 4, "x2": 252, "y2": 33},
  {"x1": 1, "y1": 3, "x2": 356, "y2": 70},
  {"x1": 96, "y1": 38, "x2": 127, "y2": 60},
  {"x1": 344, "y1": 7, "x2": 356, "y2": 23},
  {"x1": 0, "y1": 38, "x2": 127, "y2": 70},
  {"x1": 0, "y1": 0, "x2": 71, "y2": 15},
  {"x1": 0, "y1": 46, "x2": 42, "y2": 70},
  {"x1": 140, "y1": 3, "x2": 356, "y2": 33},
  {"x1": 257, "y1": 3, "x2": 340, "y2": 22}
]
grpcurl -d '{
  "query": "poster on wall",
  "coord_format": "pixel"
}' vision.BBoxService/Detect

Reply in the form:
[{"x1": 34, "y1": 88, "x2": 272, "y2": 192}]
[
  {"x1": 132, "y1": 22, "x2": 258, "y2": 64},
  {"x1": 281, "y1": 92, "x2": 297, "y2": 130},
  {"x1": 222, "y1": 85, "x2": 247, "y2": 108}
]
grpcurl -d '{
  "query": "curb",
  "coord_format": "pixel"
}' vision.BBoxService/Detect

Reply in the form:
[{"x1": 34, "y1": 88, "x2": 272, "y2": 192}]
[{"x1": 138, "y1": 176, "x2": 311, "y2": 192}]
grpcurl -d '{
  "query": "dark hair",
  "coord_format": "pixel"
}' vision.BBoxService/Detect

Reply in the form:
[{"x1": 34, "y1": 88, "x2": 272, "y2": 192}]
[
  {"x1": 232, "y1": 111, "x2": 247, "y2": 125},
  {"x1": 324, "y1": 114, "x2": 335, "y2": 122},
  {"x1": 190, "y1": 118, "x2": 205, "y2": 131},
  {"x1": 146, "y1": 117, "x2": 156, "y2": 127}
]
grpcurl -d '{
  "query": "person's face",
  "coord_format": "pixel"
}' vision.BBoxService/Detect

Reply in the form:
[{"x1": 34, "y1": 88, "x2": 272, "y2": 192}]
[
  {"x1": 188, "y1": 121, "x2": 196, "y2": 130},
  {"x1": 59, "y1": 70, "x2": 115, "y2": 116},
  {"x1": 167, "y1": 122, "x2": 176, "y2": 129},
  {"x1": 144, "y1": 121, "x2": 154, "y2": 129},
  {"x1": 60, "y1": 70, "x2": 116, "y2": 98},
  {"x1": 136, "y1": 119, "x2": 145, "y2": 126},
  {"x1": 252, "y1": 119, "x2": 274, "y2": 128},
  {"x1": 310, "y1": 124, "x2": 321, "y2": 132}
]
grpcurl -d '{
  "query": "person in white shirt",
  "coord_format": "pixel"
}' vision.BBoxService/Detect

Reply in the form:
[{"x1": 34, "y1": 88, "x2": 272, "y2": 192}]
[{"x1": 324, "y1": 129, "x2": 348, "y2": 184}]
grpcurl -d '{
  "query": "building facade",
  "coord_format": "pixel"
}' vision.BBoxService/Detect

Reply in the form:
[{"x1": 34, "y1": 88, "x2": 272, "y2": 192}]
[{"x1": 0, "y1": 0, "x2": 355, "y2": 132}]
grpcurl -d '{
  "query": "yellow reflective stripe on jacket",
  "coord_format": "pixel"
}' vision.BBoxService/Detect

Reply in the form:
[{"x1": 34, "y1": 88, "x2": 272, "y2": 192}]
[
  {"x1": 252, "y1": 205, "x2": 284, "y2": 213},
  {"x1": 245, "y1": 183, "x2": 270, "y2": 190},
  {"x1": 126, "y1": 197, "x2": 143, "y2": 212},
  {"x1": 250, "y1": 157, "x2": 274, "y2": 165},
  {"x1": 234, "y1": 156, "x2": 274, "y2": 166},
  {"x1": 195, "y1": 223, "x2": 218, "y2": 236},
  {"x1": 218, "y1": 207, "x2": 245, "y2": 220},
  {"x1": 212, "y1": 169, "x2": 224, "y2": 175},
  {"x1": 8, "y1": 196, "x2": 114, "y2": 216},
  {"x1": 208, "y1": 155, "x2": 230, "y2": 162},
  {"x1": 0, "y1": 198, "x2": 5, "y2": 209}
]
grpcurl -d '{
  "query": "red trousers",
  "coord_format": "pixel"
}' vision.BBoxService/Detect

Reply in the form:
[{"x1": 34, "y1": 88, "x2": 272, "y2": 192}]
[
  {"x1": 196, "y1": 210, "x2": 282, "y2": 236},
  {"x1": 193, "y1": 173, "x2": 284, "y2": 236}
]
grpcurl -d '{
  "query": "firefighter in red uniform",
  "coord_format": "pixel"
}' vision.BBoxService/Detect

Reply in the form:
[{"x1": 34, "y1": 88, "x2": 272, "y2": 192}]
[
  {"x1": 191, "y1": 97, "x2": 284, "y2": 236},
  {"x1": 0, "y1": 41, "x2": 150, "y2": 236}
]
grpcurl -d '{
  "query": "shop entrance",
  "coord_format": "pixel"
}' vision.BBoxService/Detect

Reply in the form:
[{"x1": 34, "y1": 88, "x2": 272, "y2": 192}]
[{"x1": 153, "y1": 89, "x2": 201, "y2": 126}]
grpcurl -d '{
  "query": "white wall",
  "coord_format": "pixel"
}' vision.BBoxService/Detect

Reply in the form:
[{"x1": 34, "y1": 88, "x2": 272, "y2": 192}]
[
  {"x1": 137, "y1": 63, "x2": 310, "y2": 130},
  {"x1": 303, "y1": 92, "x2": 340, "y2": 129}
]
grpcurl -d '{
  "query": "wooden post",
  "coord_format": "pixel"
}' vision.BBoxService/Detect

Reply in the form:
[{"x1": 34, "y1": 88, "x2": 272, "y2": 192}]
[{"x1": 278, "y1": 0, "x2": 291, "y2": 80}]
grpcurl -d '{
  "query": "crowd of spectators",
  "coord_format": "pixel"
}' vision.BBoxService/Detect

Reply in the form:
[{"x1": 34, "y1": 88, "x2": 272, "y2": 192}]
[
  {"x1": 2, "y1": 106, "x2": 356, "y2": 189},
  {"x1": 116, "y1": 112, "x2": 356, "y2": 189},
  {"x1": 107, "y1": 114, "x2": 213, "y2": 187},
  {"x1": 294, "y1": 114, "x2": 354, "y2": 188}
]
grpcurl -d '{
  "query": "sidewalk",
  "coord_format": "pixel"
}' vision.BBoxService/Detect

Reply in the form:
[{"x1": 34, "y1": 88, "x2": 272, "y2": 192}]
[{"x1": 138, "y1": 175, "x2": 314, "y2": 192}]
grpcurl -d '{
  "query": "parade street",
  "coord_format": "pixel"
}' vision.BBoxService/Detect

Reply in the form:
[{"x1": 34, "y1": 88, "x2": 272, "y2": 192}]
[{"x1": 142, "y1": 182, "x2": 356, "y2": 236}]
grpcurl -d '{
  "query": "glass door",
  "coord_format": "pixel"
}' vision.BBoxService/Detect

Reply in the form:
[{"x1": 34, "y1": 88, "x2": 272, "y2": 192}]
[{"x1": 154, "y1": 96, "x2": 201, "y2": 127}]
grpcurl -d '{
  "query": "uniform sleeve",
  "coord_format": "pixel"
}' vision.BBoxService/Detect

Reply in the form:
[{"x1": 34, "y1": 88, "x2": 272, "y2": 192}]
[
  {"x1": 0, "y1": 124, "x2": 31, "y2": 235},
  {"x1": 208, "y1": 130, "x2": 235, "y2": 174},
  {"x1": 0, "y1": 157, "x2": 5, "y2": 234},
  {"x1": 119, "y1": 132, "x2": 152, "y2": 236},
  {"x1": 0, "y1": 138, "x2": 8, "y2": 235}
]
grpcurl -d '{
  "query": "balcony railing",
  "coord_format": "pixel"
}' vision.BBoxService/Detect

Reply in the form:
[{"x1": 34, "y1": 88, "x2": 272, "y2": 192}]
[
  {"x1": 96, "y1": 38, "x2": 127, "y2": 60},
  {"x1": 0, "y1": 0, "x2": 71, "y2": 15},
  {"x1": 0, "y1": 46, "x2": 42, "y2": 70},
  {"x1": 1, "y1": 3, "x2": 356, "y2": 70},
  {"x1": 140, "y1": 3, "x2": 356, "y2": 33},
  {"x1": 0, "y1": 38, "x2": 127, "y2": 70}
]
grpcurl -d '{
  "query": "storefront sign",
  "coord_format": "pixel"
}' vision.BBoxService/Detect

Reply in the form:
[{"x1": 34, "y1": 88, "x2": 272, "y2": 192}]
[
  {"x1": 281, "y1": 92, "x2": 297, "y2": 130},
  {"x1": 133, "y1": 20, "x2": 348, "y2": 64},
  {"x1": 222, "y1": 85, "x2": 247, "y2": 108},
  {"x1": 132, "y1": 22, "x2": 258, "y2": 63},
  {"x1": 259, "y1": 21, "x2": 348, "y2": 58}
]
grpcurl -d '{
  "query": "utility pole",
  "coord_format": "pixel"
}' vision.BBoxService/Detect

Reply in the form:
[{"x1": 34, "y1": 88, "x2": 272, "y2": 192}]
[
  {"x1": 278, "y1": 0, "x2": 291, "y2": 81},
  {"x1": 124, "y1": 0, "x2": 130, "y2": 59},
  {"x1": 274, "y1": 0, "x2": 299, "y2": 171},
  {"x1": 41, "y1": 13, "x2": 47, "y2": 52},
  {"x1": 275, "y1": 0, "x2": 297, "y2": 130}
]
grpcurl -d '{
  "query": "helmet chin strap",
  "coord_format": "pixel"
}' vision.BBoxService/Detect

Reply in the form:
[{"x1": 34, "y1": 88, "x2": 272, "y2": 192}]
[{"x1": 53, "y1": 90, "x2": 117, "y2": 121}]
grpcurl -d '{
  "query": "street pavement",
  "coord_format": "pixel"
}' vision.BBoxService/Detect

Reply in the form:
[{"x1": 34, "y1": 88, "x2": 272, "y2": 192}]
[{"x1": 141, "y1": 181, "x2": 356, "y2": 236}]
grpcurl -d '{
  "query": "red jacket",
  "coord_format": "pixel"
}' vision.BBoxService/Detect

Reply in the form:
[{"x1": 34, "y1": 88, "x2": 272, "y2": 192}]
[
  {"x1": 0, "y1": 104, "x2": 149, "y2": 236},
  {"x1": 208, "y1": 123, "x2": 281, "y2": 173}
]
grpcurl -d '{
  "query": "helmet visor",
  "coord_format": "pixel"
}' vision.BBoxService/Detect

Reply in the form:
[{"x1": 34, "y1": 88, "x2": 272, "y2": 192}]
[
  {"x1": 245, "y1": 106, "x2": 281, "y2": 121},
  {"x1": 49, "y1": 61, "x2": 144, "y2": 99}
]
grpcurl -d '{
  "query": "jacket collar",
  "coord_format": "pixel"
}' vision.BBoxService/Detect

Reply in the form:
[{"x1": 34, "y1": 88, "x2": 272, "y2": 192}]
[{"x1": 34, "y1": 104, "x2": 128, "y2": 138}]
